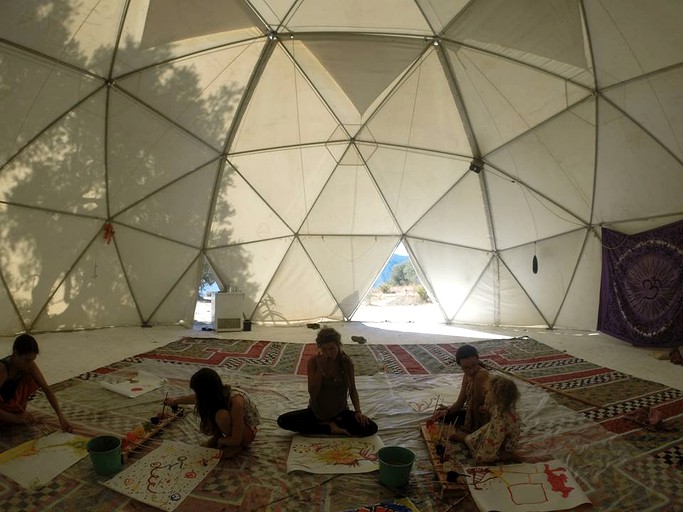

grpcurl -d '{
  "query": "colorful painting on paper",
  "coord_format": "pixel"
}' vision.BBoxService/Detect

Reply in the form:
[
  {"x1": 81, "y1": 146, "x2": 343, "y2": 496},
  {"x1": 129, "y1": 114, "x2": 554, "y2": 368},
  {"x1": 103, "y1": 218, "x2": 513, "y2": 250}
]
[
  {"x1": 0, "y1": 431, "x2": 89, "y2": 489},
  {"x1": 103, "y1": 441, "x2": 221, "y2": 511},
  {"x1": 99, "y1": 369, "x2": 165, "y2": 398},
  {"x1": 465, "y1": 459, "x2": 591, "y2": 512},
  {"x1": 286, "y1": 434, "x2": 384, "y2": 474},
  {"x1": 340, "y1": 497, "x2": 420, "y2": 511}
]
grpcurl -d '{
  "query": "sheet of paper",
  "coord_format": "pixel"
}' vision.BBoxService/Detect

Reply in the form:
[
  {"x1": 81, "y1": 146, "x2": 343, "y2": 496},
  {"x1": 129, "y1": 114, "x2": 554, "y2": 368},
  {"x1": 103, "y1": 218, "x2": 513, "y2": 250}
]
[
  {"x1": 465, "y1": 459, "x2": 591, "y2": 512},
  {"x1": 99, "y1": 369, "x2": 165, "y2": 398},
  {"x1": 103, "y1": 441, "x2": 221, "y2": 511},
  {"x1": 0, "y1": 431, "x2": 89, "y2": 489},
  {"x1": 286, "y1": 434, "x2": 384, "y2": 474}
]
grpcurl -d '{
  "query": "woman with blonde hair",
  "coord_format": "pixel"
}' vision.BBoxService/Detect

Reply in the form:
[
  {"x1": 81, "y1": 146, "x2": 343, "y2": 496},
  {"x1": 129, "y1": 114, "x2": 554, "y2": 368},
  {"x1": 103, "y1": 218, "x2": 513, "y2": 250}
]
[{"x1": 449, "y1": 375, "x2": 521, "y2": 464}]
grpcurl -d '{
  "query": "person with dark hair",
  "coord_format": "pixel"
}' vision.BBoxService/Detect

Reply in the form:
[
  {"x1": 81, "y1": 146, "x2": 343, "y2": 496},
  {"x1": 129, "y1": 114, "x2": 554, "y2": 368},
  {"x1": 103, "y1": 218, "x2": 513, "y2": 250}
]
[
  {"x1": 164, "y1": 368, "x2": 260, "y2": 458},
  {"x1": 0, "y1": 334, "x2": 72, "y2": 432},
  {"x1": 432, "y1": 343, "x2": 490, "y2": 433},
  {"x1": 277, "y1": 327, "x2": 378, "y2": 437},
  {"x1": 448, "y1": 375, "x2": 521, "y2": 464}
]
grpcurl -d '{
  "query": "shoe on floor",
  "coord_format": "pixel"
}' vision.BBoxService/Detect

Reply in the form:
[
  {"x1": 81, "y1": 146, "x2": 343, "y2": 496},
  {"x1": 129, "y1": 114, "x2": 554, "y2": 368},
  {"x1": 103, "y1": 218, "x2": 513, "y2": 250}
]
[
  {"x1": 351, "y1": 336, "x2": 367, "y2": 344},
  {"x1": 307, "y1": 323, "x2": 320, "y2": 329}
]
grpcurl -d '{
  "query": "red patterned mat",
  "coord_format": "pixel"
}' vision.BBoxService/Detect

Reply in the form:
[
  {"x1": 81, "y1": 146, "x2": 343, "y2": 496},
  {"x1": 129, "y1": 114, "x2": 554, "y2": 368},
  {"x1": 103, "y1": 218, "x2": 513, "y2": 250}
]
[{"x1": 82, "y1": 337, "x2": 378, "y2": 377}]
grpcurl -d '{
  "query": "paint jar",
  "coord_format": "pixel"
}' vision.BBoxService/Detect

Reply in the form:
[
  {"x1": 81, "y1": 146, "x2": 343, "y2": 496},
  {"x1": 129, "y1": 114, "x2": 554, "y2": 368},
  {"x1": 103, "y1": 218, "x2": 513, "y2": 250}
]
[
  {"x1": 377, "y1": 446, "x2": 415, "y2": 488},
  {"x1": 87, "y1": 436, "x2": 123, "y2": 475}
]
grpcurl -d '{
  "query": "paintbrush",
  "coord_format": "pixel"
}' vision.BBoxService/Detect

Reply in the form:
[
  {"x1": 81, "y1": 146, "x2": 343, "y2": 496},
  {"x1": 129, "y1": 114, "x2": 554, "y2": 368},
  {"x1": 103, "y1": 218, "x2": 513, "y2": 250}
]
[{"x1": 161, "y1": 391, "x2": 168, "y2": 419}]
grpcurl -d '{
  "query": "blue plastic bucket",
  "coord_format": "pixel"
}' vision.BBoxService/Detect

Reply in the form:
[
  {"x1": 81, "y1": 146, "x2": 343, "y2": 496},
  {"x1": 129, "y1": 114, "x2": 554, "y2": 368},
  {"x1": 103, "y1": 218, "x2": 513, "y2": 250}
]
[
  {"x1": 87, "y1": 435, "x2": 122, "y2": 475},
  {"x1": 377, "y1": 446, "x2": 415, "y2": 487}
]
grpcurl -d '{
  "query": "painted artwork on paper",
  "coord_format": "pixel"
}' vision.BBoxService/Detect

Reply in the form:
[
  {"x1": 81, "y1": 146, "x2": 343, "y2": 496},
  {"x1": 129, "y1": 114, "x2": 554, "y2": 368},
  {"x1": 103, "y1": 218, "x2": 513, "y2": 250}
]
[
  {"x1": 0, "y1": 431, "x2": 89, "y2": 489},
  {"x1": 99, "y1": 369, "x2": 165, "y2": 398},
  {"x1": 465, "y1": 460, "x2": 590, "y2": 512},
  {"x1": 286, "y1": 434, "x2": 384, "y2": 474},
  {"x1": 103, "y1": 441, "x2": 220, "y2": 512}
]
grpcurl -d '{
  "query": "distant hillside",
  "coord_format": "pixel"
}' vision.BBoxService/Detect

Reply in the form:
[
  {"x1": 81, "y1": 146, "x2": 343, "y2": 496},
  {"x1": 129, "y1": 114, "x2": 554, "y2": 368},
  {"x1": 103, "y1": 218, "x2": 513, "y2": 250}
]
[{"x1": 373, "y1": 254, "x2": 409, "y2": 286}]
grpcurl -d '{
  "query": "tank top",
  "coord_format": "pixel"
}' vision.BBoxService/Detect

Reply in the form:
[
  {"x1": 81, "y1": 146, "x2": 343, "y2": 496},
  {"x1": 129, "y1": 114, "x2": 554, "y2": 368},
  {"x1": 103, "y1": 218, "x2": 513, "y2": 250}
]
[
  {"x1": 309, "y1": 356, "x2": 350, "y2": 421},
  {"x1": 0, "y1": 356, "x2": 26, "y2": 403},
  {"x1": 230, "y1": 387, "x2": 260, "y2": 429}
]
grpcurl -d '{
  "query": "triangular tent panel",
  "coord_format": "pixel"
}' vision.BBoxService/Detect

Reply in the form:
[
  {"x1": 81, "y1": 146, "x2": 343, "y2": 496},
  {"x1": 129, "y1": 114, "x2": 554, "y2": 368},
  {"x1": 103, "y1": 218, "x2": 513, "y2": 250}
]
[
  {"x1": 487, "y1": 172, "x2": 585, "y2": 251},
  {"x1": 593, "y1": 99, "x2": 683, "y2": 224},
  {"x1": 554, "y1": 228, "x2": 602, "y2": 330},
  {"x1": 408, "y1": 172, "x2": 491, "y2": 250},
  {"x1": 114, "y1": 0, "x2": 265, "y2": 76},
  {"x1": 107, "y1": 90, "x2": 219, "y2": 216},
  {"x1": 289, "y1": 36, "x2": 425, "y2": 127},
  {"x1": 231, "y1": 144, "x2": 341, "y2": 232},
  {"x1": 301, "y1": 235, "x2": 398, "y2": 319},
  {"x1": 0, "y1": 46, "x2": 102, "y2": 167},
  {"x1": 230, "y1": 43, "x2": 341, "y2": 153},
  {"x1": 0, "y1": 205, "x2": 102, "y2": 327},
  {"x1": 500, "y1": 229, "x2": 586, "y2": 327},
  {"x1": 284, "y1": 0, "x2": 433, "y2": 35},
  {"x1": 207, "y1": 237, "x2": 293, "y2": 318},
  {"x1": 445, "y1": 44, "x2": 591, "y2": 155},
  {"x1": 360, "y1": 49, "x2": 472, "y2": 155},
  {"x1": 0, "y1": 92, "x2": 108, "y2": 217},
  {"x1": 603, "y1": 67, "x2": 683, "y2": 162},
  {"x1": 415, "y1": 0, "x2": 469, "y2": 34},
  {"x1": 115, "y1": 225, "x2": 200, "y2": 321},
  {"x1": 252, "y1": 239, "x2": 343, "y2": 323},
  {"x1": 583, "y1": 0, "x2": 683, "y2": 88},
  {"x1": 208, "y1": 163, "x2": 293, "y2": 247},
  {"x1": 455, "y1": 257, "x2": 546, "y2": 326},
  {"x1": 0, "y1": 278, "x2": 24, "y2": 335},
  {"x1": 148, "y1": 257, "x2": 203, "y2": 326},
  {"x1": 116, "y1": 161, "x2": 219, "y2": 247},
  {"x1": 407, "y1": 239, "x2": 491, "y2": 320},
  {"x1": 445, "y1": 0, "x2": 593, "y2": 87},
  {"x1": 0, "y1": 0, "x2": 127, "y2": 77},
  {"x1": 486, "y1": 99, "x2": 595, "y2": 223},
  {"x1": 118, "y1": 40, "x2": 266, "y2": 150},
  {"x1": 362, "y1": 144, "x2": 469, "y2": 232},
  {"x1": 33, "y1": 236, "x2": 141, "y2": 332},
  {"x1": 301, "y1": 147, "x2": 399, "y2": 235}
]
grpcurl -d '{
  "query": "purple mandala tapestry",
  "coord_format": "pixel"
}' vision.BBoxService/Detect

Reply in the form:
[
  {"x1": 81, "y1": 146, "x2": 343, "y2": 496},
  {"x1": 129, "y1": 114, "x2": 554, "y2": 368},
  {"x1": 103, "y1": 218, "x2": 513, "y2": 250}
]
[{"x1": 598, "y1": 220, "x2": 683, "y2": 347}]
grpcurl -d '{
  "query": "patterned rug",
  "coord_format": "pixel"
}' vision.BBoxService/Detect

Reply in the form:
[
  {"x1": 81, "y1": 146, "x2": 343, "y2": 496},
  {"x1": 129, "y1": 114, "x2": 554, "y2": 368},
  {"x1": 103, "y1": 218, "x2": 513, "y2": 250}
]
[
  {"x1": 84, "y1": 337, "x2": 379, "y2": 377},
  {"x1": 1, "y1": 336, "x2": 681, "y2": 511}
]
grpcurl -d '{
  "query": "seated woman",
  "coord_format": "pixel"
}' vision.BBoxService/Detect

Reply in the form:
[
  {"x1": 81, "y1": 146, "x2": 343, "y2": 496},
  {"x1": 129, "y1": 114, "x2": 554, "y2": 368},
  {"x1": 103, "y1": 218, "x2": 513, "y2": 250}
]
[
  {"x1": 0, "y1": 334, "x2": 72, "y2": 432},
  {"x1": 277, "y1": 327, "x2": 378, "y2": 437},
  {"x1": 432, "y1": 344, "x2": 490, "y2": 433},
  {"x1": 165, "y1": 368, "x2": 260, "y2": 458},
  {"x1": 449, "y1": 375, "x2": 521, "y2": 464}
]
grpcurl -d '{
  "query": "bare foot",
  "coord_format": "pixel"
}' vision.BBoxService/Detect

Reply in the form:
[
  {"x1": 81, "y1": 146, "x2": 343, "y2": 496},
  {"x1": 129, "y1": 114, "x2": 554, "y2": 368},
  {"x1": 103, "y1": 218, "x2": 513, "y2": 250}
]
[{"x1": 328, "y1": 422, "x2": 350, "y2": 436}]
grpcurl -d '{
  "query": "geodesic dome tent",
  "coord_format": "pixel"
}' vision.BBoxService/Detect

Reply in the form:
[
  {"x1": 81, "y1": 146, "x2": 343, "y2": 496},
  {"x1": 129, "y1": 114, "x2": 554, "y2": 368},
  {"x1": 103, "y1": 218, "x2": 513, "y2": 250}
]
[{"x1": 1, "y1": 0, "x2": 682, "y2": 335}]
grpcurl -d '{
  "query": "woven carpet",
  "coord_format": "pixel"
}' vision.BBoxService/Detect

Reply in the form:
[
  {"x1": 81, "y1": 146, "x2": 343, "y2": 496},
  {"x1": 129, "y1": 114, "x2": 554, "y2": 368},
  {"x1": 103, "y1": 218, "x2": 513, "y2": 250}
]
[
  {"x1": 135, "y1": 336, "x2": 379, "y2": 376},
  {"x1": 1, "y1": 336, "x2": 681, "y2": 511}
]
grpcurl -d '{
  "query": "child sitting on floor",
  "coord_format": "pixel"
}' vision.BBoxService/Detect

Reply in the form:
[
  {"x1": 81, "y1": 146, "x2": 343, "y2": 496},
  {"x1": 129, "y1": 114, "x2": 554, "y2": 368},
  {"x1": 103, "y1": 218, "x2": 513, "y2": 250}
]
[
  {"x1": 448, "y1": 375, "x2": 521, "y2": 464},
  {"x1": 165, "y1": 368, "x2": 260, "y2": 458}
]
